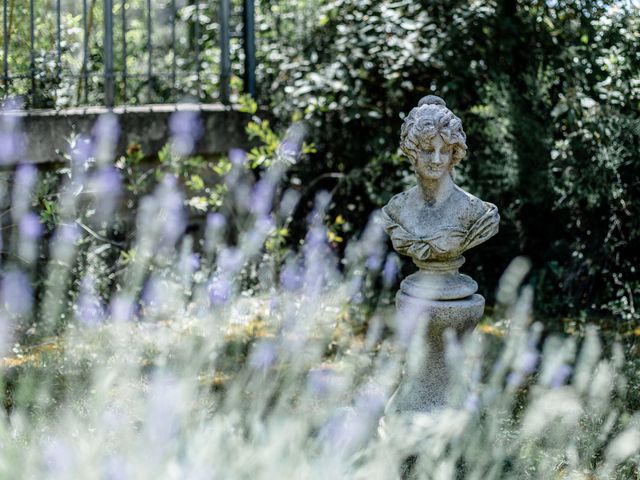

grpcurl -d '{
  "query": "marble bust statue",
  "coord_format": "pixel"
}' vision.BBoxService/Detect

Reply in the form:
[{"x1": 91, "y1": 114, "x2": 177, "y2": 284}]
[
  {"x1": 381, "y1": 95, "x2": 500, "y2": 413},
  {"x1": 381, "y1": 95, "x2": 499, "y2": 272}
]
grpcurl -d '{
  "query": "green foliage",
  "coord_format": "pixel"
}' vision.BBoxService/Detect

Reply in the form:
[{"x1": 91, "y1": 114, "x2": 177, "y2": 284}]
[
  {"x1": 257, "y1": 0, "x2": 640, "y2": 323},
  {"x1": 0, "y1": 0, "x2": 248, "y2": 107}
]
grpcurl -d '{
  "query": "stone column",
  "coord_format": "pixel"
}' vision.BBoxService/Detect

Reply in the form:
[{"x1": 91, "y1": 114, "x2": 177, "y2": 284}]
[{"x1": 386, "y1": 257, "x2": 484, "y2": 412}]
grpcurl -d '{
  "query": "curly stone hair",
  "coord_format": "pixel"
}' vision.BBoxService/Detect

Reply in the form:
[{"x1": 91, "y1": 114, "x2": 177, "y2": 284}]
[{"x1": 399, "y1": 95, "x2": 467, "y2": 166}]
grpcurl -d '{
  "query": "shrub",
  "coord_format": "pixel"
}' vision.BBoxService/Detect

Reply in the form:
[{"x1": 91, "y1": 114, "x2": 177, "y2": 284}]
[{"x1": 256, "y1": 0, "x2": 640, "y2": 323}]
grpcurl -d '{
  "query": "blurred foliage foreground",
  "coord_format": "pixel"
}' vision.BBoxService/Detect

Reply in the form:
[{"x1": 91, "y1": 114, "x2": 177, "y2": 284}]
[{"x1": 0, "y1": 105, "x2": 638, "y2": 478}]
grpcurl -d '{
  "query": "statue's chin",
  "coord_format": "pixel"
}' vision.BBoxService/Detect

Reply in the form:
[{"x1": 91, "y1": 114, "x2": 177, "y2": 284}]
[{"x1": 418, "y1": 170, "x2": 446, "y2": 181}]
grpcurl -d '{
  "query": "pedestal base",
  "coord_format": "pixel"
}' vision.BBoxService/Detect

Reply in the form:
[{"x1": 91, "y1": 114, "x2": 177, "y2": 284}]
[{"x1": 386, "y1": 292, "x2": 484, "y2": 413}]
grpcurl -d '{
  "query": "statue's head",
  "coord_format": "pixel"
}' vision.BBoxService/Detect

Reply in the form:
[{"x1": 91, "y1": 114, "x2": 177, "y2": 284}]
[{"x1": 399, "y1": 96, "x2": 467, "y2": 175}]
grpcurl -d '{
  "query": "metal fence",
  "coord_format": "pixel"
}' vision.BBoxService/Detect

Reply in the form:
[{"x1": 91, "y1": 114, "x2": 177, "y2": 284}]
[{"x1": 1, "y1": 0, "x2": 255, "y2": 108}]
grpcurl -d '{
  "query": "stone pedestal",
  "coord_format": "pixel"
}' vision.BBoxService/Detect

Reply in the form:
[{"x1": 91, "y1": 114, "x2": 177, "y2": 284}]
[
  {"x1": 379, "y1": 94, "x2": 499, "y2": 416},
  {"x1": 386, "y1": 257, "x2": 484, "y2": 413}
]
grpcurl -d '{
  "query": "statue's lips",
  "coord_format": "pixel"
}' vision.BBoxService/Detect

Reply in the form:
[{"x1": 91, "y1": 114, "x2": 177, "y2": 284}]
[
  {"x1": 423, "y1": 165, "x2": 446, "y2": 175},
  {"x1": 427, "y1": 165, "x2": 444, "y2": 171}
]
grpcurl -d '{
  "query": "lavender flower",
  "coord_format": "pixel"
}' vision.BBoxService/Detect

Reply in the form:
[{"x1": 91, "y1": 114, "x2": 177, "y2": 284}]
[
  {"x1": 169, "y1": 110, "x2": 203, "y2": 156},
  {"x1": 280, "y1": 262, "x2": 304, "y2": 292},
  {"x1": 12, "y1": 164, "x2": 37, "y2": 220},
  {"x1": 382, "y1": 254, "x2": 399, "y2": 287},
  {"x1": 550, "y1": 363, "x2": 572, "y2": 389},
  {"x1": 395, "y1": 305, "x2": 420, "y2": 348},
  {"x1": 1, "y1": 269, "x2": 33, "y2": 316},
  {"x1": 218, "y1": 247, "x2": 244, "y2": 275},
  {"x1": 307, "y1": 367, "x2": 347, "y2": 398},
  {"x1": 156, "y1": 175, "x2": 186, "y2": 246},
  {"x1": 206, "y1": 212, "x2": 226, "y2": 232},
  {"x1": 208, "y1": 276, "x2": 232, "y2": 306},
  {"x1": 76, "y1": 276, "x2": 105, "y2": 325},
  {"x1": 109, "y1": 295, "x2": 135, "y2": 322},
  {"x1": 89, "y1": 166, "x2": 122, "y2": 221},
  {"x1": 0, "y1": 98, "x2": 26, "y2": 164},
  {"x1": 70, "y1": 134, "x2": 93, "y2": 180},
  {"x1": 18, "y1": 211, "x2": 43, "y2": 240},
  {"x1": 347, "y1": 275, "x2": 364, "y2": 304},
  {"x1": 365, "y1": 254, "x2": 382, "y2": 271},
  {"x1": 180, "y1": 253, "x2": 200, "y2": 276},
  {"x1": 228, "y1": 148, "x2": 247, "y2": 166},
  {"x1": 464, "y1": 392, "x2": 480, "y2": 412},
  {"x1": 92, "y1": 114, "x2": 120, "y2": 166},
  {"x1": 51, "y1": 223, "x2": 81, "y2": 261},
  {"x1": 276, "y1": 123, "x2": 305, "y2": 164},
  {"x1": 42, "y1": 438, "x2": 73, "y2": 476},
  {"x1": 249, "y1": 179, "x2": 274, "y2": 216},
  {"x1": 249, "y1": 340, "x2": 277, "y2": 371}
]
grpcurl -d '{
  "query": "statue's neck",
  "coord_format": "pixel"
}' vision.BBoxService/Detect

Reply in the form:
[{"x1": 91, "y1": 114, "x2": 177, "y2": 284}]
[{"x1": 418, "y1": 173, "x2": 454, "y2": 206}]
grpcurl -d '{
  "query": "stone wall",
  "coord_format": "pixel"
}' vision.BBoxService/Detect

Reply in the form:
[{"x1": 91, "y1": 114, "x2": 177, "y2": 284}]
[{"x1": 5, "y1": 103, "x2": 249, "y2": 164}]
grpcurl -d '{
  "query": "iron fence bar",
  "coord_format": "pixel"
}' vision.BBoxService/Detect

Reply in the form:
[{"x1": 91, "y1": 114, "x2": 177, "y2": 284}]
[
  {"x1": 83, "y1": 0, "x2": 89, "y2": 103},
  {"x1": 122, "y1": 0, "x2": 127, "y2": 103},
  {"x1": 56, "y1": 0, "x2": 61, "y2": 68},
  {"x1": 56, "y1": 0, "x2": 61, "y2": 104},
  {"x1": 3, "y1": 0, "x2": 8, "y2": 94},
  {"x1": 29, "y1": 0, "x2": 35, "y2": 106},
  {"x1": 195, "y1": 0, "x2": 201, "y2": 99},
  {"x1": 219, "y1": 0, "x2": 230, "y2": 104},
  {"x1": 147, "y1": 0, "x2": 152, "y2": 103},
  {"x1": 104, "y1": 0, "x2": 115, "y2": 108},
  {"x1": 171, "y1": 0, "x2": 176, "y2": 98},
  {"x1": 243, "y1": 0, "x2": 255, "y2": 98}
]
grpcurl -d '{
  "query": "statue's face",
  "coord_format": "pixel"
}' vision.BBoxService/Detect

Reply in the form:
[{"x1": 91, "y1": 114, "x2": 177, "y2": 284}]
[{"x1": 413, "y1": 134, "x2": 453, "y2": 181}]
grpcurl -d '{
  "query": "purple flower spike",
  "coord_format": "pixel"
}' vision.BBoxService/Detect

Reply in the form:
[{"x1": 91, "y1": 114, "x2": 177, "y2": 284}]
[
  {"x1": 250, "y1": 180, "x2": 274, "y2": 215},
  {"x1": 92, "y1": 167, "x2": 122, "y2": 196},
  {"x1": 464, "y1": 392, "x2": 479, "y2": 412},
  {"x1": 71, "y1": 134, "x2": 93, "y2": 168},
  {"x1": 54, "y1": 223, "x2": 81, "y2": 245},
  {"x1": 228, "y1": 148, "x2": 247, "y2": 166},
  {"x1": 550, "y1": 363, "x2": 572, "y2": 389},
  {"x1": 382, "y1": 255, "x2": 399, "y2": 287},
  {"x1": 11, "y1": 164, "x2": 38, "y2": 221},
  {"x1": 207, "y1": 212, "x2": 226, "y2": 231},
  {"x1": 218, "y1": 247, "x2": 244, "y2": 274},
  {"x1": 395, "y1": 306, "x2": 419, "y2": 347},
  {"x1": 76, "y1": 276, "x2": 105, "y2": 326},
  {"x1": 109, "y1": 296, "x2": 135, "y2": 323},
  {"x1": 93, "y1": 113, "x2": 120, "y2": 146},
  {"x1": 14, "y1": 163, "x2": 37, "y2": 191},
  {"x1": 1, "y1": 270, "x2": 33, "y2": 316},
  {"x1": 280, "y1": 263, "x2": 304, "y2": 292},
  {"x1": 182, "y1": 253, "x2": 200, "y2": 274},
  {"x1": 355, "y1": 384, "x2": 386, "y2": 416},
  {"x1": 0, "y1": 99, "x2": 26, "y2": 164},
  {"x1": 519, "y1": 349, "x2": 539, "y2": 375},
  {"x1": 348, "y1": 276, "x2": 364, "y2": 304},
  {"x1": 308, "y1": 367, "x2": 347, "y2": 399},
  {"x1": 19, "y1": 212, "x2": 43, "y2": 240},
  {"x1": 169, "y1": 111, "x2": 203, "y2": 156},
  {"x1": 507, "y1": 371, "x2": 523, "y2": 388},
  {"x1": 366, "y1": 254, "x2": 382, "y2": 271},
  {"x1": 250, "y1": 340, "x2": 277, "y2": 371},
  {"x1": 208, "y1": 276, "x2": 232, "y2": 306}
]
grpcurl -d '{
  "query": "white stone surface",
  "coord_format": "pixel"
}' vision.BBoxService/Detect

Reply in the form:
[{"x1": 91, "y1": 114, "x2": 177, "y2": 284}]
[{"x1": 381, "y1": 95, "x2": 499, "y2": 413}]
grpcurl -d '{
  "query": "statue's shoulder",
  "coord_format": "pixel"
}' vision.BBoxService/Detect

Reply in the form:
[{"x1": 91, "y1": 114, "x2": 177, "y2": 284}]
[
  {"x1": 450, "y1": 186, "x2": 487, "y2": 219},
  {"x1": 382, "y1": 187, "x2": 417, "y2": 220}
]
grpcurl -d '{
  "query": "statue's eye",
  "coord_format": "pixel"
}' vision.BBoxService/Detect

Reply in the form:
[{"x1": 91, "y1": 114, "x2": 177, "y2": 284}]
[{"x1": 425, "y1": 148, "x2": 435, "y2": 154}]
